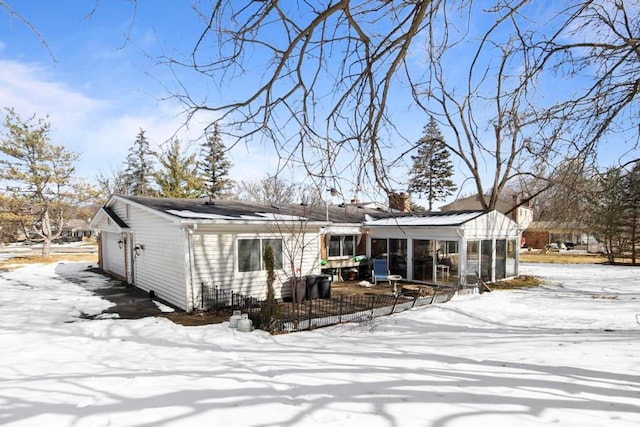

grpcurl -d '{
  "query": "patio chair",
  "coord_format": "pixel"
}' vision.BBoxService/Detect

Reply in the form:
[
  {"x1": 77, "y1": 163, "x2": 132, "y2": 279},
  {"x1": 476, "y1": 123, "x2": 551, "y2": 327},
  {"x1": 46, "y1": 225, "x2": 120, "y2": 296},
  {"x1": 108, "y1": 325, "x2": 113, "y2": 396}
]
[{"x1": 372, "y1": 258, "x2": 390, "y2": 284}]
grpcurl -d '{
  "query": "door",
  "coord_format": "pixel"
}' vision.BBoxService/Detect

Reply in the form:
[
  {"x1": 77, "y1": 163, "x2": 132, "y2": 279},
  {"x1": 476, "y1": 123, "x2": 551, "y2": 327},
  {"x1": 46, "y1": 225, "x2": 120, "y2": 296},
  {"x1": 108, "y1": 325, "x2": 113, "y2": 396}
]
[
  {"x1": 102, "y1": 231, "x2": 128, "y2": 280},
  {"x1": 389, "y1": 238, "x2": 407, "y2": 278},
  {"x1": 413, "y1": 239, "x2": 434, "y2": 282}
]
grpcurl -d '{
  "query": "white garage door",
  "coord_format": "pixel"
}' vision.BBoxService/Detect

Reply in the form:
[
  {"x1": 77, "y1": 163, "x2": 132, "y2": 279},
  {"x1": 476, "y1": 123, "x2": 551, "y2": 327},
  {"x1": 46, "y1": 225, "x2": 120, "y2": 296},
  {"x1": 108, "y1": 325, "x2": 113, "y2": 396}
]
[{"x1": 102, "y1": 232, "x2": 127, "y2": 280}]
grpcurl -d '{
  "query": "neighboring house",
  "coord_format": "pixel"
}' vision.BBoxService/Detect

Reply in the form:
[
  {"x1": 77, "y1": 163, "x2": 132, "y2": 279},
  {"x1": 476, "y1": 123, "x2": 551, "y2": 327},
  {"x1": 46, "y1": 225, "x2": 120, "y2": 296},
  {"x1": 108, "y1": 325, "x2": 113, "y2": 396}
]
[
  {"x1": 90, "y1": 194, "x2": 521, "y2": 312},
  {"x1": 440, "y1": 193, "x2": 533, "y2": 229},
  {"x1": 61, "y1": 219, "x2": 94, "y2": 240},
  {"x1": 523, "y1": 221, "x2": 592, "y2": 249}
]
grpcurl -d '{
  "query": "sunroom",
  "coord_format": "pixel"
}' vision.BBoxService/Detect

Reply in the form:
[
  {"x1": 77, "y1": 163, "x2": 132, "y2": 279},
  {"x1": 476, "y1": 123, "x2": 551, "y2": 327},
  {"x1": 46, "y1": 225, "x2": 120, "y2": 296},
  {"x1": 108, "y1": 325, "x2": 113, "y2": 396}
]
[{"x1": 364, "y1": 210, "x2": 522, "y2": 287}]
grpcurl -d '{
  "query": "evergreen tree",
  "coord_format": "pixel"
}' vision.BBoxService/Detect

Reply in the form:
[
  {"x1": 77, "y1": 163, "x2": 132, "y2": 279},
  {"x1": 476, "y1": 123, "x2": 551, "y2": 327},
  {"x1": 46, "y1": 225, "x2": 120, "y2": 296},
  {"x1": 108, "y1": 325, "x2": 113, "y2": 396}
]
[
  {"x1": 259, "y1": 243, "x2": 279, "y2": 330},
  {"x1": 588, "y1": 167, "x2": 627, "y2": 263},
  {"x1": 0, "y1": 109, "x2": 80, "y2": 256},
  {"x1": 408, "y1": 116, "x2": 457, "y2": 211},
  {"x1": 124, "y1": 129, "x2": 156, "y2": 196},
  {"x1": 622, "y1": 163, "x2": 640, "y2": 264},
  {"x1": 155, "y1": 138, "x2": 203, "y2": 198},
  {"x1": 198, "y1": 125, "x2": 233, "y2": 199}
]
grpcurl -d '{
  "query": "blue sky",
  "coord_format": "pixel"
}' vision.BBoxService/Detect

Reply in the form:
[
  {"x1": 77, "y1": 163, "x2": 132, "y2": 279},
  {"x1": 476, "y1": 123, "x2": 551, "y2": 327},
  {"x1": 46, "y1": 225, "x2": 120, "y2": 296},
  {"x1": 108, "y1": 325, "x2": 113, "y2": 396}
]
[
  {"x1": 0, "y1": 1, "x2": 280, "y2": 185},
  {"x1": 0, "y1": 1, "x2": 636, "y2": 208}
]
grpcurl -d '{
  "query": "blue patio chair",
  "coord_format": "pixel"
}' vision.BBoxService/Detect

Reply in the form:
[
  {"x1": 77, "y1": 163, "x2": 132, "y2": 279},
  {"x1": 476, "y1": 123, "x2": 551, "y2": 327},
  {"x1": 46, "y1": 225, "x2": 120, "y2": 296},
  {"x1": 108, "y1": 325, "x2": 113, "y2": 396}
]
[{"x1": 372, "y1": 258, "x2": 390, "y2": 284}]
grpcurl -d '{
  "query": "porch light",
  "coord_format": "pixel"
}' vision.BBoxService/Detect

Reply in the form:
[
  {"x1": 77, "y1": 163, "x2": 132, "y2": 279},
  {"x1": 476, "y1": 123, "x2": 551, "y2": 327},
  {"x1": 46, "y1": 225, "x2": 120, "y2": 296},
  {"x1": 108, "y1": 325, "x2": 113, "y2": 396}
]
[
  {"x1": 117, "y1": 239, "x2": 124, "y2": 249},
  {"x1": 134, "y1": 244, "x2": 144, "y2": 256}
]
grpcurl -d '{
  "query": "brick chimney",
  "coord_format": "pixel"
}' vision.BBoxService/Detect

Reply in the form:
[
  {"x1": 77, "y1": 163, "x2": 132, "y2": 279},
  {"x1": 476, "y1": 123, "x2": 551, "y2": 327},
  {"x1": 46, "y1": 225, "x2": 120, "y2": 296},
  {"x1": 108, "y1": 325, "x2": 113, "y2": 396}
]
[{"x1": 388, "y1": 192, "x2": 411, "y2": 212}]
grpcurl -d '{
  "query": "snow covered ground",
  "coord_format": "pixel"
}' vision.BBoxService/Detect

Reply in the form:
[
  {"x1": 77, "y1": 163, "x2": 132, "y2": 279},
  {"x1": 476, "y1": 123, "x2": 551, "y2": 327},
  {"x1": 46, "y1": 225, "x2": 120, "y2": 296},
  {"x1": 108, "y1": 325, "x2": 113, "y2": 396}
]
[{"x1": 0, "y1": 261, "x2": 639, "y2": 426}]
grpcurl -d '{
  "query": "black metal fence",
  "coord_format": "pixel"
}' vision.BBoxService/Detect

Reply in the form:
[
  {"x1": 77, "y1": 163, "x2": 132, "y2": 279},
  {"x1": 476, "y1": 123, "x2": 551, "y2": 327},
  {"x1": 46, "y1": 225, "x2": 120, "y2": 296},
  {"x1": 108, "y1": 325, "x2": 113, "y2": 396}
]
[{"x1": 201, "y1": 283, "x2": 460, "y2": 333}]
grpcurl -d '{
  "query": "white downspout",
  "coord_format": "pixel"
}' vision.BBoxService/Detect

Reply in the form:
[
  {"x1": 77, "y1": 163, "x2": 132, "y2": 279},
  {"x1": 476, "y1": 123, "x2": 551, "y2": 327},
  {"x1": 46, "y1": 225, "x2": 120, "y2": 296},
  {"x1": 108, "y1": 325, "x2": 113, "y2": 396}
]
[{"x1": 186, "y1": 224, "x2": 199, "y2": 312}]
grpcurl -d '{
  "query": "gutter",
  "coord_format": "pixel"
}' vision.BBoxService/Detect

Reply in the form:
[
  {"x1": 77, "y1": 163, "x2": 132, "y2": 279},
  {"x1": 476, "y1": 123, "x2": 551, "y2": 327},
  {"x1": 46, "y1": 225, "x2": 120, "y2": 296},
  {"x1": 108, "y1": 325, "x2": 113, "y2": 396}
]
[{"x1": 186, "y1": 224, "x2": 198, "y2": 312}]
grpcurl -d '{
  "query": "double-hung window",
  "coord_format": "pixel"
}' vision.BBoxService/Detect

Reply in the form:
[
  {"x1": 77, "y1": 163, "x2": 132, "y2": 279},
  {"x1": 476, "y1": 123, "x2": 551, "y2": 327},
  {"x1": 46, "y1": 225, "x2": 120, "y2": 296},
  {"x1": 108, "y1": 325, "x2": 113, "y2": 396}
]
[
  {"x1": 237, "y1": 238, "x2": 283, "y2": 272},
  {"x1": 328, "y1": 235, "x2": 355, "y2": 258}
]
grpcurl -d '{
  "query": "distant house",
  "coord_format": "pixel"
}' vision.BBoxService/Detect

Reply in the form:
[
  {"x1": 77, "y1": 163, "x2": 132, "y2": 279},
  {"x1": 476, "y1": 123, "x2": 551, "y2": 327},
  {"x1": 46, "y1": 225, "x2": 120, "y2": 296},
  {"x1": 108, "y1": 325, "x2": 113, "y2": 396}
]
[
  {"x1": 440, "y1": 193, "x2": 533, "y2": 229},
  {"x1": 90, "y1": 194, "x2": 521, "y2": 312},
  {"x1": 523, "y1": 221, "x2": 592, "y2": 249},
  {"x1": 61, "y1": 219, "x2": 94, "y2": 240}
]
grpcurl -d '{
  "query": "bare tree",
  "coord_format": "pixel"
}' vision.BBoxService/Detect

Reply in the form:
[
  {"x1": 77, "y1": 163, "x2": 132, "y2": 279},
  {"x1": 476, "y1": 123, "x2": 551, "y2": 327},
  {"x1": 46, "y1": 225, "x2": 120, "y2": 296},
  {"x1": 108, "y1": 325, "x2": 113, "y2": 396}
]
[
  {"x1": 527, "y1": 161, "x2": 596, "y2": 224},
  {"x1": 96, "y1": 168, "x2": 129, "y2": 200},
  {"x1": 236, "y1": 175, "x2": 321, "y2": 206},
  {"x1": 534, "y1": 1, "x2": 640, "y2": 155},
  {"x1": 0, "y1": 1, "x2": 55, "y2": 60},
  {"x1": 168, "y1": 0, "x2": 439, "y2": 197},
  {"x1": 165, "y1": 1, "x2": 637, "y2": 210},
  {"x1": 10, "y1": 2, "x2": 634, "y2": 209}
]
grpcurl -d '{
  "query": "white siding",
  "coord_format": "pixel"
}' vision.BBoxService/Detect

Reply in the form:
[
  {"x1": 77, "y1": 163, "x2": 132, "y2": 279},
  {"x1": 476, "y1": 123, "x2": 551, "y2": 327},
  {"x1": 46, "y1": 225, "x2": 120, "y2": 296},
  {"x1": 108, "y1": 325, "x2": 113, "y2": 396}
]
[
  {"x1": 94, "y1": 197, "x2": 324, "y2": 310},
  {"x1": 279, "y1": 230, "x2": 321, "y2": 298},
  {"x1": 192, "y1": 226, "x2": 321, "y2": 301},
  {"x1": 191, "y1": 233, "x2": 235, "y2": 306},
  {"x1": 461, "y1": 210, "x2": 521, "y2": 239},
  {"x1": 110, "y1": 200, "x2": 189, "y2": 310}
]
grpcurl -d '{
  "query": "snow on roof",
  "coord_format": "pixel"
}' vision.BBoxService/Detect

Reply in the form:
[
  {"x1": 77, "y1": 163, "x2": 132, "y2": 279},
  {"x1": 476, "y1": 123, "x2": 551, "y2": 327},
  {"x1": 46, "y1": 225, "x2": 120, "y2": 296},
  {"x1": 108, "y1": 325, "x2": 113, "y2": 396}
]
[
  {"x1": 166, "y1": 209, "x2": 308, "y2": 222},
  {"x1": 364, "y1": 211, "x2": 485, "y2": 227}
]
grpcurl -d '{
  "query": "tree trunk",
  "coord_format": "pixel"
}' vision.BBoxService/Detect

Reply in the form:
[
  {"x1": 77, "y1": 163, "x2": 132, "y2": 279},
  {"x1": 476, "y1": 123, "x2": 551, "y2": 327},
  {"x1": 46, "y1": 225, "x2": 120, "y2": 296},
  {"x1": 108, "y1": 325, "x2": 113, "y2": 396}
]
[
  {"x1": 41, "y1": 238, "x2": 52, "y2": 257},
  {"x1": 40, "y1": 209, "x2": 53, "y2": 257}
]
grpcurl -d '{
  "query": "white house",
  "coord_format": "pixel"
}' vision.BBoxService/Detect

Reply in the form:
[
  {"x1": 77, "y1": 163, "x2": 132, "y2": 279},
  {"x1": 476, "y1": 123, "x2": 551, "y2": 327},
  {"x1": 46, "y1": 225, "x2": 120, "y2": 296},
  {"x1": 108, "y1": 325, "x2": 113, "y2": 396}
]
[
  {"x1": 90, "y1": 195, "x2": 331, "y2": 312},
  {"x1": 90, "y1": 195, "x2": 522, "y2": 312}
]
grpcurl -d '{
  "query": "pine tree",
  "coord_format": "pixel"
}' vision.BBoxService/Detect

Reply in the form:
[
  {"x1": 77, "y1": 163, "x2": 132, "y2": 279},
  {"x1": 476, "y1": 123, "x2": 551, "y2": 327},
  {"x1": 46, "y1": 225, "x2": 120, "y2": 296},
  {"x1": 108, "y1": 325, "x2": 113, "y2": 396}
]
[
  {"x1": 155, "y1": 138, "x2": 203, "y2": 198},
  {"x1": 408, "y1": 116, "x2": 457, "y2": 211},
  {"x1": 588, "y1": 168, "x2": 626, "y2": 263},
  {"x1": 198, "y1": 125, "x2": 233, "y2": 199},
  {"x1": 622, "y1": 163, "x2": 640, "y2": 264},
  {"x1": 124, "y1": 129, "x2": 156, "y2": 196},
  {"x1": 0, "y1": 109, "x2": 80, "y2": 256}
]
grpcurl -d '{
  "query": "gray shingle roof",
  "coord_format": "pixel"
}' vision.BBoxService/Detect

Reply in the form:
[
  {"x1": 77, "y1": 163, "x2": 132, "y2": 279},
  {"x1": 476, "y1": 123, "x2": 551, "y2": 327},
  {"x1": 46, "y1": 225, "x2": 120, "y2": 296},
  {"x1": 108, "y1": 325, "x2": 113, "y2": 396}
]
[{"x1": 117, "y1": 195, "x2": 395, "y2": 224}]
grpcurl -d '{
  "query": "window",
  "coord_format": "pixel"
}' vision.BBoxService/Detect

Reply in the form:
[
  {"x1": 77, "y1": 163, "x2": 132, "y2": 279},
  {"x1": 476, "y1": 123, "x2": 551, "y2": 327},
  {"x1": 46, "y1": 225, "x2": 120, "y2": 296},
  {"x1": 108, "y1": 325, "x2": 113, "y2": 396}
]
[
  {"x1": 495, "y1": 239, "x2": 507, "y2": 280},
  {"x1": 466, "y1": 240, "x2": 480, "y2": 284},
  {"x1": 506, "y1": 239, "x2": 517, "y2": 277},
  {"x1": 435, "y1": 240, "x2": 459, "y2": 284},
  {"x1": 328, "y1": 235, "x2": 355, "y2": 258},
  {"x1": 481, "y1": 239, "x2": 493, "y2": 282},
  {"x1": 371, "y1": 238, "x2": 387, "y2": 259},
  {"x1": 389, "y1": 238, "x2": 407, "y2": 277},
  {"x1": 237, "y1": 238, "x2": 283, "y2": 272},
  {"x1": 412, "y1": 239, "x2": 434, "y2": 282}
]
